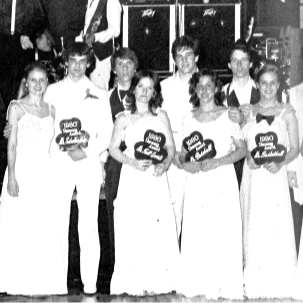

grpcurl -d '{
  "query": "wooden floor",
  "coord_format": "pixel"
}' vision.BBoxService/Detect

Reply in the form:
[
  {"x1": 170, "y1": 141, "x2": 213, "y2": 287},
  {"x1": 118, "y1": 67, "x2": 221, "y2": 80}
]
[{"x1": 0, "y1": 294, "x2": 302, "y2": 303}]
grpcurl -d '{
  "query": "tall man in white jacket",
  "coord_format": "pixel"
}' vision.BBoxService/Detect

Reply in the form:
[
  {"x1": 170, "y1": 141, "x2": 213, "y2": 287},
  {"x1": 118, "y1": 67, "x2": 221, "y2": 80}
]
[
  {"x1": 45, "y1": 42, "x2": 113, "y2": 295},
  {"x1": 161, "y1": 35, "x2": 199, "y2": 244}
]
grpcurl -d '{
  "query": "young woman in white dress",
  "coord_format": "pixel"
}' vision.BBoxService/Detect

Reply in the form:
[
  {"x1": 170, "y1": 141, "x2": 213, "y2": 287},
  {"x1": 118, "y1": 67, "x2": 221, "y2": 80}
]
[
  {"x1": 178, "y1": 68, "x2": 247, "y2": 299},
  {"x1": 241, "y1": 64, "x2": 299, "y2": 299},
  {"x1": 109, "y1": 70, "x2": 180, "y2": 296},
  {"x1": 0, "y1": 62, "x2": 66, "y2": 295}
]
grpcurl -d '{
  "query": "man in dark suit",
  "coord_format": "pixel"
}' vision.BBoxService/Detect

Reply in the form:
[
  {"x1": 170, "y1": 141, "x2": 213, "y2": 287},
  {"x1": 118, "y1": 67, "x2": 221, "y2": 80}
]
[
  {"x1": 223, "y1": 39, "x2": 260, "y2": 187},
  {"x1": 103, "y1": 47, "x2": 138, "y2": 284}
]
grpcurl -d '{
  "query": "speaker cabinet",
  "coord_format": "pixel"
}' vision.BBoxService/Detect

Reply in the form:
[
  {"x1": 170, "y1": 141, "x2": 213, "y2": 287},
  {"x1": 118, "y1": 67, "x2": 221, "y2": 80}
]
[
  {"x1": 181, "y1": 3, "x2": 241, "y2": 71},
  {"x1": 122, "y1": 4, "x2": 175, "y2": 73}
]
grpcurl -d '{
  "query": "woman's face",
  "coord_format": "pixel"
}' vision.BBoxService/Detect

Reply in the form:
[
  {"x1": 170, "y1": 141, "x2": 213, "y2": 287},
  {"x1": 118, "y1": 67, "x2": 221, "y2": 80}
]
[
  {"x1": 257, "y1": 71, "x2": 280, "y2": 101},
  {"x1": 195, "y1": 75, "x2": 216, "y2": 105},
  {"x1": 26, "y1": 68, "x2": 48, "y2": 97},
  {"x1": 134, "y1": 77, "x2": 154, "y2": 104}
]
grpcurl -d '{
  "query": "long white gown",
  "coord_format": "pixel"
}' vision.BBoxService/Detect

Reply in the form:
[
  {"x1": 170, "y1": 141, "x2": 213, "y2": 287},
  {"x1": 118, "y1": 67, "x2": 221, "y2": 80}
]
[
  {"x1": 178, "y1": 110, "x2": 244, "y2": 299},
  {"x1": 240, "y1": 104, "x2": 297, "y2": 299},
  {"x1": 0, "y1": 101, "x2": 67, "y2": 295},
  {"x1": 110, "y1": 110, "x2": 180, "y2": 296}
]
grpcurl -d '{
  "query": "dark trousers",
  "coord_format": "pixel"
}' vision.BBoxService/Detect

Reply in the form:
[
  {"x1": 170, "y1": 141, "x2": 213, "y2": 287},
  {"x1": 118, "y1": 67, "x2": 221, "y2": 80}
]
[
  {"x1": 0, "y1": 34, "x2": 34, "y2": 108},
  {"x1": 234, "y1": 158, "x2": 245, "y2": 190},
  {"x1": 104, "y1": 155, "x2": 123, "y2": 281}
]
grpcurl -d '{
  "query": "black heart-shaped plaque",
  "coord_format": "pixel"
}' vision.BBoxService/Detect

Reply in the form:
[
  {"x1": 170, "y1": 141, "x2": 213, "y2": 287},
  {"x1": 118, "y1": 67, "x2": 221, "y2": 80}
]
[
  {"x1": 134, "y1": 129, "x2": 168, "y2": 164},
  {"x1": 251, "y1": 131, "x2": 287, "y2": 165},
  {"x1": 55, "y1": 117, "x2": 90, "y2": 151},
  {"x1": 183, "y1": 131, "x2": 217, "y2": 162}
]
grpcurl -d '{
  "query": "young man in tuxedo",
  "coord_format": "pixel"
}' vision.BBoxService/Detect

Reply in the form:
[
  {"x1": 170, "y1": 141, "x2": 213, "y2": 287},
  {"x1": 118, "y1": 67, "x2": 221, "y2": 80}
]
[
  {"x1": 103, "y1": 47, "x2": 138, "y2": 283},
  {"x1": 223, "y1": 39, "x2": 259, "y2": 187}
]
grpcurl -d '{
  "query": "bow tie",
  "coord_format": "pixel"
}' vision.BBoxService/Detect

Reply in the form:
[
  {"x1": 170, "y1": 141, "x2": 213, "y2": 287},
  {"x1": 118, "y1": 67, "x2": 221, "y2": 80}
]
[
  {"x1": 256, "y1": 113, "x2": 275, "y2": 125},
  {"x1": 119, "y1": 89, "x2": 128, "y2": 100}
]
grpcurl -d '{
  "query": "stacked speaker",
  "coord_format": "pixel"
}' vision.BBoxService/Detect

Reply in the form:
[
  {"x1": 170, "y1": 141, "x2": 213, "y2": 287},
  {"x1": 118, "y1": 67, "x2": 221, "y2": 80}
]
[{"x1": 122, "y1": 0, "x2": 241, "y2": 76}]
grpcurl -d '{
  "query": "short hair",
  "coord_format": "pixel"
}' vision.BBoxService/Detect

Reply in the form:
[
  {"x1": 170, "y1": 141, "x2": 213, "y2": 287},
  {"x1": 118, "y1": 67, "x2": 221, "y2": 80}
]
[
  {"x1": 171, "y1": 35, "x2": 199, "y2": 61},
  {"x1": 65, "y1": 42, "x2": 93, "y2": 61},
  {"x1": 111, "y1": 47, "x2": 139, "y2": 71},
  {"x1": 188, "y1": 68, "x2": 223, "y2": 108},
  {"x1": 255, "y1": 63, "x2": 281, "y2": 84},
  {"x1": 126, "y1": 70, "x2": 163, "y2": 114},
  {"x1": 229, "y1": 39, "x2": 251, "y2": 61},
  {"x1": 65, "y1": 42, "x2": 95, "y2": 75}
]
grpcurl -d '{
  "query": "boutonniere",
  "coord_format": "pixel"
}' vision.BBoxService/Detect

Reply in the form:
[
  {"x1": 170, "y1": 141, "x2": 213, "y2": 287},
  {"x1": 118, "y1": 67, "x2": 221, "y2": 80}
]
[{"x1": 84, "y1": 89, "x2": 99, "y2": 100}]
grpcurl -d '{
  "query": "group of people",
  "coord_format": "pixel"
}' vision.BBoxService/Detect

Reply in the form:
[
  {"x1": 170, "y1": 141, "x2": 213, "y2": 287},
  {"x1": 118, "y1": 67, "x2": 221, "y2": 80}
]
[{"x1": 0, "y1": 28, "x2": 303, "y2": 301}]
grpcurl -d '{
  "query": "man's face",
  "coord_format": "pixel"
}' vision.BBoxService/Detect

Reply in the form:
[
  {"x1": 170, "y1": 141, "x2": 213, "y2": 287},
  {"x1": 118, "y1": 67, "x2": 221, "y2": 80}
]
[
  {"x1": 175, "y1": 48, "x2": 198, "y2": 76},
  {"x1": 228, "y1": 49, "x2": 252, "y2": 79},
  {"x1": 114, "y1": 58, "x2": 136, "y2": 84},
  {"x1": 67, "y1": 55, "x2": 89, "y2": 82}
]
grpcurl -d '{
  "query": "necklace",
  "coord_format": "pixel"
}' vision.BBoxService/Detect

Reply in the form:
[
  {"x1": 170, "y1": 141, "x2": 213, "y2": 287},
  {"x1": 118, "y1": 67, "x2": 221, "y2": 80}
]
[{"x1": 259, "y1": 100, "x2": 278, "y2": 108}]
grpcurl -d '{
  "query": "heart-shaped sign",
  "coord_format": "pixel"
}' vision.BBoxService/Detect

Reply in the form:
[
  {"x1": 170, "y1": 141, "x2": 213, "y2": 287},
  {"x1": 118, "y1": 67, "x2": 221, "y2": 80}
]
[
  {"x1": 134, "y1": 129, "x2": 168, "y2": 164},
  {"x1": 251, "y1": 131, "x2": 286, "y2": 165},
  {"x1": 56, "y1": 117, "x2": 90, "y2": 151},
  {"x1": 183, "y1": 131, "x2": 217, "y2": 162}
]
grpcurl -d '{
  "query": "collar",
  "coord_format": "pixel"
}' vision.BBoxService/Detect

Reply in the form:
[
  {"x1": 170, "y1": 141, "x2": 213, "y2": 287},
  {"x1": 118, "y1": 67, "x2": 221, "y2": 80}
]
[
  {"x1": 117, "y1": 83, "x2": 129, "y2": 91},
  {"x1": 65, "y1": 75, "x2": 89, "y2": 86},
  {"x1": 175, "y1": 68, "x2": 198, "y2": 85},
  {"x1": 228, "y1": 77, "x2": 256, "y2": 94}
]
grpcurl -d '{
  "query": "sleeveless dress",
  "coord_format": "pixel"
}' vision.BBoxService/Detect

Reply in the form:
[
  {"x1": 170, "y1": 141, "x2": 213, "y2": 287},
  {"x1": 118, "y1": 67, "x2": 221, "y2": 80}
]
[
  {"x1": 178, "y1": 110, "x2": 244, "y2": 299},
  {"x1": 0, "y1": 101, "x2": 67, "y2": 295},
  {"x1": 110, "y1": 110, "x2": 180, "y2": 296},
  {"x1": 240, "y1": 104, "x2": 297, "y2": 299}
]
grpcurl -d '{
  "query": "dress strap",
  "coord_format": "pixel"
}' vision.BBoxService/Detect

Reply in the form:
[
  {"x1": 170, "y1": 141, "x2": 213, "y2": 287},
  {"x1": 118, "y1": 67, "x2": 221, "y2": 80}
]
[
  {"x1": 123, "y1": 111, "x2": 133, "y2": 125},
  {"x1": 48, "y1": 103, "x2": 52, "y2": 116},
  {"x1": 16, "y1": 101, "x2": 27, "y2": 114},
  {"x1": 278, "y1": 103, "x2": 294, "y2": 119}
]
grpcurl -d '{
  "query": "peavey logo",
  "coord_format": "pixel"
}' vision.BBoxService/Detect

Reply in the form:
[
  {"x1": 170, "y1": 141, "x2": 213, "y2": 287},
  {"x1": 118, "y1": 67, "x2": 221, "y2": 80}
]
[
  {"x1": 55, "y1": 118, "x2": 90, "y2": 151},
  {"x1": 251, "y1": 131, "x2": 286, "y2": 165},
  {"x1": 183, "y1": 131, "x2": 216, "y2": 162},
  {"x1": 203, "y1": 8, "x2": 217, "y2": 17},
  {"x1": 134, "y1": 130, "x2": 167, "y2": 165},
  {"x1": 142, "y1": 9, "x2": 155, "y2": 18}
]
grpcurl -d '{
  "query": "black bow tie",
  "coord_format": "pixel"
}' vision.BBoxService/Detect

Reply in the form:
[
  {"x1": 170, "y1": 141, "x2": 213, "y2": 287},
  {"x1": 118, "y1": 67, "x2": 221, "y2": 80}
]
[
  {"x1": 119, "y1": 89, "x2": 128, "y2": 100},
  {"x1": 256, "y1": 113, "x2": 275, "y2": 125}
]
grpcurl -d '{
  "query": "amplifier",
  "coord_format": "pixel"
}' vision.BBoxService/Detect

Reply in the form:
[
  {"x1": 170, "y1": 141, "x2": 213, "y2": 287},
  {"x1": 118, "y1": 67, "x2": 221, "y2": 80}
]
[
  {"x1": 121, "y1": 0, "x2": 240, "y2": 5},
  {"x1": 122, "y1": 4, "x2": 175, "y2": 72},
  {"x1": 180, "y1": 3, "x2": 241, "y2": 70},
  {"x1": 121, "y1": 0, "x2": 174, "y2": 5}
]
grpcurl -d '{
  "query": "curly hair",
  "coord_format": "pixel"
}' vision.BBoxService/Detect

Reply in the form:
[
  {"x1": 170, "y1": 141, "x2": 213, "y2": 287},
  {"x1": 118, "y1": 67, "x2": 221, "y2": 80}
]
[
  {"x1": 125, "y1": 70, "x2": 163, "y2": 114},
  {"x1": 188, "y1": 68, "x2": 223, "y2": 108}
]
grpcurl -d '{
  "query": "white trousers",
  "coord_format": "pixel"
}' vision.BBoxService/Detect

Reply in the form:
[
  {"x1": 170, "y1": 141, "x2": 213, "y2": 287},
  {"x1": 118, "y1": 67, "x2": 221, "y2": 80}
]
[
  {"x1": 89, "y1": 56, "x2": 111, "y2": 91},
  {"x1": 53, "y1": 157, "x2": 102, "y2": 293}
]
